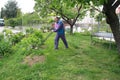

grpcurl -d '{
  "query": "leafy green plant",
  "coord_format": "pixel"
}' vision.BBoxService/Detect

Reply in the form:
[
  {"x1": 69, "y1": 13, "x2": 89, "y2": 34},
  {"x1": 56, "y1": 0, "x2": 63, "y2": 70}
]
[
  {"x1": 0, "y1": 40, "x2": 13, "y2": 56},
  {"x1": 5, "y1": 18, "x2": 22, "y2": 28},
  {"x1": 13, "y1": 29, "x2": 43, "y2": 55},
  {"x1": 2, "y1": 29, "x2": 13, "y2": 42},
  {"x1": 22, "y1": 12, "x2": 41, "y2": 26},
  {"x1": 8, "y1": 18, "x2": 17, "y2": 28},
  {"x1": 40, "y1": 24, "x2": 52, "y2": 33},
  {"x1": 2, "y1": 29, "x2": 13, "y2": 36},
  {"x1": 25, "y1": 27, "x2": 35, "y2": 34},
  {"x1": 0, "y1": 34, "x2": 4, "y2": 41},
  {"x1": 24, "y1": 29, "x2": 43, "y2": 49},
  {"x1": 10, "y1": 32, "x2": 25, "y2": 45}
]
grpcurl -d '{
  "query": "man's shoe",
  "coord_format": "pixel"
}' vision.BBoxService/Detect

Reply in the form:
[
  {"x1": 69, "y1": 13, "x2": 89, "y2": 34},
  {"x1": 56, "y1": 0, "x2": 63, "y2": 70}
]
[
  {"x1": 66, "y1": 47, "x2": 69, "y2": 49},
  {"x1": 55, "y1": 48, "x2": 58, "y2": 50}
]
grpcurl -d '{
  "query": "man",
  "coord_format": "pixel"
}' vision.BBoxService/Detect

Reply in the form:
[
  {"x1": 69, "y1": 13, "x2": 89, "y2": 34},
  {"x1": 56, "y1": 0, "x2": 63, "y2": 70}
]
[{"x1": 53, "y1": 16, "x2": 68, "y2": 49}]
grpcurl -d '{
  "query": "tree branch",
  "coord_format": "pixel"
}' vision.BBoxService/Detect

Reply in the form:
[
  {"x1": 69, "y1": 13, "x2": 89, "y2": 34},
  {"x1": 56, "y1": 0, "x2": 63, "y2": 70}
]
[
  {"x1": 51, "y1": 7, "x2": 72, "y2": 25},
  {"x1": 91, "y1": 6, "x2": 102, "y2": 13},
  {"x1": 78, "y1": 4, "x2": 82, "y2": 14},
  {"x1": 72, "y1": 4, "x2": 82, "y2": 26}
]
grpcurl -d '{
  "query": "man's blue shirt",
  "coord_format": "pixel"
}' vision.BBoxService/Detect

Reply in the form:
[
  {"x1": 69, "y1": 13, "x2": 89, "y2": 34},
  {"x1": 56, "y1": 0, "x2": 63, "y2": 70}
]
[{"x1": 54, "y1": 20, "x2": 65, "y2": 35}]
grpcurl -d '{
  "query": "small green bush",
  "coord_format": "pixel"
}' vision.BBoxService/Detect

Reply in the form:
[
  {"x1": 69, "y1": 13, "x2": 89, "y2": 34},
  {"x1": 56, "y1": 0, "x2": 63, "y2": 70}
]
[
  {"x1": 10, "y1": 32, "x2": 25, "y2": 45},
  {"x1": 2, "y1": 29, "x2": 13, "y2": 36},
  {"x1": 0, "y1": 40, "x2": 13, "y2": 56},
  {"x1": 2, "y1": 29, "x2": 25, "y2": 45},
  {"x1": 14, "y1": 29, "x2": 43, "y2": 55},
  {"x1": 8, "y1": 18, "x2": 17, "y2": 28},
  {"x1": 26, "y1": 27, "x2": 34, "y2": 34},
  {"x1": 21, "y1": 29, "x2": 43, "y2": 49},
  {"x1": 0, "y1": 34, "x2": 4, "y2": 41},
  {"x1": 5, "y1": 18, "x2": 22, "y2": 28},
  {"x1": 2, "y1": 29, "x2": 13, "y2": 42},
  {"x1": 40, "y1": 24, "x2": 51, "y2": 32}
]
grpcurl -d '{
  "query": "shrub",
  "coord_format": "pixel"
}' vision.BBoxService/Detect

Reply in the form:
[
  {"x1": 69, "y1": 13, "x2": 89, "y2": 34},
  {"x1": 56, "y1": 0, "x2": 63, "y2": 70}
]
[
  {"x1": 2, "y1": 29, "x2": 25, "y2": 45},
  {"x1": 26, "y1": 27, "x2": 34, "y2": 34},
  {"x1": 2, "y1": 29, "x2": 13, "y2": 42},
  {"x1": 40, "y1": 24, "x2": 51, "y2": 32},
  {"x1": 8, "y1": 18, "x2": 17, "y2": 28},
  {"x1": 5, "y1": 18, "x2": 22, "y2": 28},
  {"x1": 0, "y1": 34, "x2": 4, "y2": 41},
  {"x1": 21, "y1": 29, "x2": 43, "y2": 49},
  {"x1": 14, "y1": 29, "x2": 43, "y2": 55},
  {"x1": 10, "y1": 32, "x2": 25, "y2": 45},
  {"x1": 2, "y1": 29, "x2": 13, "y2": 35},
  {"x1": 0, "y1": 40, "x2": 13, "y2": 56}
]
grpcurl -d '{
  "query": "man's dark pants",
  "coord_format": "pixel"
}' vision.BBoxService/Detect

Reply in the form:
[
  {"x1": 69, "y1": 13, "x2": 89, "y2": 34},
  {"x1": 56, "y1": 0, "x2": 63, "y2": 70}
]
[{"x1": 55, "y1": 34, "x2": 68, "y2": 49}]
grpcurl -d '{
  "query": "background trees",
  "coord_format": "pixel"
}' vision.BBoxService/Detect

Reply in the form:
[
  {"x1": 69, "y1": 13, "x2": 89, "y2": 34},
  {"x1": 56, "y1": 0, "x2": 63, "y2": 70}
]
[
  {"x1": 1, "y1": 0, "x2": 20, "y2": 19},
  {"x1": 22, "y1": 12, "x2": 41, "y2": 26},
  {"x1": 0, "y1": 0, "x2": 22, "y2": 28},
  {"x1": 34, "y1": 0, "x2": 88, "y2": 34}
]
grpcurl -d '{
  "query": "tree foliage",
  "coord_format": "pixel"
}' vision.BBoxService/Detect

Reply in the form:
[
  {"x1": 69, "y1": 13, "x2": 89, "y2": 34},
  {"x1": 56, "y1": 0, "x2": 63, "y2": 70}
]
[
  {"x1": 34, "y1": 0, "x2": 88, "y2": 34},
  {"x1": 22, "y1": 12, "x2": 41, "y2": 26},
  {"x1": 1, "y1": 0, "x2": 20, "y2": 19}
]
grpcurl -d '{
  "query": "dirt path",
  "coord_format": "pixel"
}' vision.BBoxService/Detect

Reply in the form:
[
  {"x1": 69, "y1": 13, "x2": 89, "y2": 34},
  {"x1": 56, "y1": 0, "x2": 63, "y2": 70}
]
[{"x1": 23, "y1": 55, "x2": 45, "y2": 66}]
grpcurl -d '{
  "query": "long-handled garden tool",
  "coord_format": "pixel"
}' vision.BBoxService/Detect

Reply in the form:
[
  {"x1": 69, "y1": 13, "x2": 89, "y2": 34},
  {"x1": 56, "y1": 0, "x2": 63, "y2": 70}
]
[{"x1": 41, "y1": 31, "x2": 53, "y2": 44}]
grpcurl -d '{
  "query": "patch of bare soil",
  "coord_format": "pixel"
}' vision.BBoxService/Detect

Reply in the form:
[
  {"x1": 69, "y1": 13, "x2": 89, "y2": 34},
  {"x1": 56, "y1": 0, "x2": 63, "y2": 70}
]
[{"x1": 23, "y1": 55, "x2": 45, "y2": 66}]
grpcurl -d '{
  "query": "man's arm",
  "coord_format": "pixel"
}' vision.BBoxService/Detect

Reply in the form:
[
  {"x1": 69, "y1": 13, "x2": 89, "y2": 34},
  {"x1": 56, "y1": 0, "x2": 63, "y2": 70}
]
[{"x1": 54, "y1": 21, "x2": 62, "y2": 32}]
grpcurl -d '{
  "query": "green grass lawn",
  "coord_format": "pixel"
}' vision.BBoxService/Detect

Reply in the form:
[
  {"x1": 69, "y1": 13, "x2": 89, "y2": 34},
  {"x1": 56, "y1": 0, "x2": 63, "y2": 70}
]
[{"x1": 0, "y1": 32, "x2": 120, "y2": 80}]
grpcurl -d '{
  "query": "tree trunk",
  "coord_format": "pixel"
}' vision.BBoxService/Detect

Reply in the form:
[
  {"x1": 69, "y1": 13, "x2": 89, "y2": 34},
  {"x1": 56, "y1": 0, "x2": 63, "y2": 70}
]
[
  {"x1": 103, "y1": 1, "x2": 120, "y2": 54},
  {"x1": 63, "y1": 19, "x2": 74, "y2": 35},
  {"x1": 110, "y1": 21, "x2": 120, "y2": 53},
  {"x1": 70, "y1": 25, "x2": 73, "y2": 35}
]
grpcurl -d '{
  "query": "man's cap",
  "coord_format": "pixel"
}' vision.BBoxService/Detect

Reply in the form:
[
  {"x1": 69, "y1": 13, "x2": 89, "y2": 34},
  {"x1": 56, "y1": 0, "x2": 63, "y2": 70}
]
[{"x1": 56, "y1": 16, "x2": 60, "y2": 19}]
